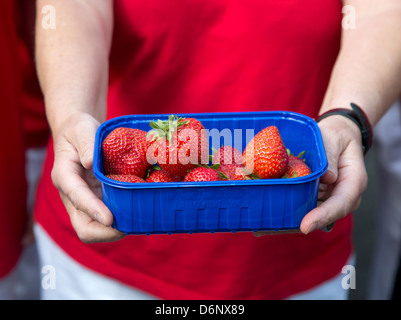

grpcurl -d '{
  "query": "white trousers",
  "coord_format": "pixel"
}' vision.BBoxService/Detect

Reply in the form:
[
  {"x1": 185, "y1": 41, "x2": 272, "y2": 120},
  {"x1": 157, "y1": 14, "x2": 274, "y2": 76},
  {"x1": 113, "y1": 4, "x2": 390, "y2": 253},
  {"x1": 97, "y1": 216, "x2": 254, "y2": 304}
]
[
  {"x1": 33, "y1": 223, "x2": 157, "y2": 300},
  {"x1": 0, "y1": 147, "x2": 46, "y2": 300},
  {"x1": 34, "y1": 223, "x2": 352, "y2": 300}
]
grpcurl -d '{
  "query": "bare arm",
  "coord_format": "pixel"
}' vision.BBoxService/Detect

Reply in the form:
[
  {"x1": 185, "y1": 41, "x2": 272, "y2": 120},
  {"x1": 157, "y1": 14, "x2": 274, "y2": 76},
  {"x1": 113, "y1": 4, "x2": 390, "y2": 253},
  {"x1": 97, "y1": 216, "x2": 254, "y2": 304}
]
[
  {"x1": 36, "y1": 0, "x2": 113, "y2": 132},
  {"x1": 301, "y1": 0, "x2": 401, "y2": 233},
  {"x1": 35, "y1": 0, "x2": 124, "y2": 242},
  {"x1": 322, "y1": 0, "x2": 401, "y2": 123}
]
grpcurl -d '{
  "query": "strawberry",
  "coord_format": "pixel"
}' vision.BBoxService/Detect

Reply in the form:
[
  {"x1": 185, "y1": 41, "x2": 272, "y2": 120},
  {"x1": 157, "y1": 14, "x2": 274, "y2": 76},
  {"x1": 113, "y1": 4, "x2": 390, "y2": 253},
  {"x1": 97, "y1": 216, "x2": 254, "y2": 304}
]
[
  {"x1": 212, "y1": 146, "x2": 244, "y2": 165},
  {"x1": 106, "y1": 174, "x2": 145, "y2": 183},
  {"x1": 217, "y1": 163, "x2": 249, "y2": 180},
  {"x1": 145, "y1": 169, "x2": 182, "y2": 183},
  {"x1": 242, "y1": 126, "x2": 289, "y2": 179},
  {"x1": 183, "y1": 166, "x2": 221, "y2": 182},
  {"x1": 103, "y1": 127, "x2": 151, "y2": 178},
  {"x1": 146, "y1": 115, "x2": 209, "y2": 178},
  {"x1": 283, "y1": 155, "x2": 311, "y2": 178}
]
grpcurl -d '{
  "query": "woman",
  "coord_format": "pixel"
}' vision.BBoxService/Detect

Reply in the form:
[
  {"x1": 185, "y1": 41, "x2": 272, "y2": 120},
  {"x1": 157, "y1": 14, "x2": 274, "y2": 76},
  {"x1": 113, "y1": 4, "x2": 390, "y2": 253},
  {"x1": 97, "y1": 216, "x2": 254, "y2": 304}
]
[
  {"x1": 0, "y1": 0, "x2": 27, "y2": 299},
  {"x1": 34, "y1": 0, "x2": 401, "y2": 299}
]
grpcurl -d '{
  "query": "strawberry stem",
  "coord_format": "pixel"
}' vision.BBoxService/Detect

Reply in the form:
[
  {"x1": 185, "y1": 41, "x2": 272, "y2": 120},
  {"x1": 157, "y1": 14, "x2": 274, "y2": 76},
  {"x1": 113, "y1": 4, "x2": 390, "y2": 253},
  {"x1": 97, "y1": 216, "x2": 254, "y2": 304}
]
[{"x1": 147, "y1": 115, "x2": 189, "y2": 144}]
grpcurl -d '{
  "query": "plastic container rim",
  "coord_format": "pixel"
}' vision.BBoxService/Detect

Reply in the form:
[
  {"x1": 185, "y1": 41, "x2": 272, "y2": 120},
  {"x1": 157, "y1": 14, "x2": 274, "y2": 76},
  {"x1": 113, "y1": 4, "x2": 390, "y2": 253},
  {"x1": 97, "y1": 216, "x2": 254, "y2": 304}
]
[{"x1": 93, "y1": 111, "x2": 328, "y2": 189}]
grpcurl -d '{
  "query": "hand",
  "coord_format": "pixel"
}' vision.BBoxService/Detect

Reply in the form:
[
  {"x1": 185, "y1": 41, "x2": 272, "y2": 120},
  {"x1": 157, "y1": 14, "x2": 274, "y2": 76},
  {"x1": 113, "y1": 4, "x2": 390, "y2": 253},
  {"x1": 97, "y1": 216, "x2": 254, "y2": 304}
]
[
  {"x1": 51, "y1": 113, "x2": 126, "y2": 243},
  {"x1": 255, "y1": 114, "x2": 368, "y2": 236},
  {"x1": 301, "y1": 115, "x2": 368, "y2": 234}
]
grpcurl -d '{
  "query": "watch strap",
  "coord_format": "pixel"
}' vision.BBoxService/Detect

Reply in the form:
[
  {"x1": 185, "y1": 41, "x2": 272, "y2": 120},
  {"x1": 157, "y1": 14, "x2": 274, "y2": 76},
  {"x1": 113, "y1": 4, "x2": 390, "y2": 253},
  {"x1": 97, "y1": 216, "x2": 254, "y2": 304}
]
[{"x1": 317, "y1": 103, "x2": 373, "y2": 155}]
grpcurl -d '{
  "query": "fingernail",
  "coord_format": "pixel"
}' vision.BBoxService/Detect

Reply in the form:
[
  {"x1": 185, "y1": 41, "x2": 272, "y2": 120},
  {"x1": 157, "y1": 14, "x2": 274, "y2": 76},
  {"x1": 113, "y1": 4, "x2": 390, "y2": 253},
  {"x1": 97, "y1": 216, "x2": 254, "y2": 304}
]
[
  {"x1": 306, "y1": 222, "x2": 318, "y2": 235},
  {"x1": 322, "y1": 222, "x2": 335, "y2": 232}
]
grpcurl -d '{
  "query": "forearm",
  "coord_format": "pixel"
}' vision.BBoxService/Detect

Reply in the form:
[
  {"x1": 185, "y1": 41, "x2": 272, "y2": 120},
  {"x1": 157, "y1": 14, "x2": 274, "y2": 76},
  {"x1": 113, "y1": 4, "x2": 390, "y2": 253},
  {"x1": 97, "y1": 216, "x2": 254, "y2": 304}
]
[
  {"x1": 35, "y1": 0, "x2": 113, "y2": 137},
  {"x1": 321, "y1": 3, "x2": 401, "y2": 126}
]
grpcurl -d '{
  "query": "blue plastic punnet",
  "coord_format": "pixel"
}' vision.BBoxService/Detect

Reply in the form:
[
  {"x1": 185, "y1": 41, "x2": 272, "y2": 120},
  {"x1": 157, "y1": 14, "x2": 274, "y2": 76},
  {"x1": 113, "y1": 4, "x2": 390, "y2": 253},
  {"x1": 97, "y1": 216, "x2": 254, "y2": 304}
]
[{"x1": 93, "y1": 111, "x2": 328, "y2": 235}]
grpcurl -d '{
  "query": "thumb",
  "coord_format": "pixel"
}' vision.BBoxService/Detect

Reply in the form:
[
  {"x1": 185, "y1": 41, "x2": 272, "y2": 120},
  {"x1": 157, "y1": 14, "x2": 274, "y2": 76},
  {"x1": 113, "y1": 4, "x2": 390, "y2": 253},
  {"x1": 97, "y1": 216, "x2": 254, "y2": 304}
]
[{"x1": 69, "y1": 114, "x2": 101, "y2": 170}]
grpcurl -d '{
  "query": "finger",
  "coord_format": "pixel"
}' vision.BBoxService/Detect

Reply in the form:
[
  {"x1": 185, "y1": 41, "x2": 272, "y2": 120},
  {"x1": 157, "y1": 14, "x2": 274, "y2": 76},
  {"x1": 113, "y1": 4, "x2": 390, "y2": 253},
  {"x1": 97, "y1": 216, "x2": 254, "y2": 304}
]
[
  {"x1": 318, "y1": 183, "x2": 333, "y2": 201},
  {"x1": 351, "y1": 195, "x2": 362, "y2": 212},
  {"x1": 301, "y1": 193, "x2": 349, "y2": 234},
  {"x1": 65, "y1": 114, "x2": 100, "y2": 170},
  {"x1": 52, "y1": 142, "x2": 113, "y2": 226},
  {"x1": 318, "y1": 126, "x2": 343, "y2": 185},
  {"x1": 300, "y1": 142, "x2": 367, "y2": 234},
  {"x1": 64, "y1": 196, "x2": 125, "y2": 243}
]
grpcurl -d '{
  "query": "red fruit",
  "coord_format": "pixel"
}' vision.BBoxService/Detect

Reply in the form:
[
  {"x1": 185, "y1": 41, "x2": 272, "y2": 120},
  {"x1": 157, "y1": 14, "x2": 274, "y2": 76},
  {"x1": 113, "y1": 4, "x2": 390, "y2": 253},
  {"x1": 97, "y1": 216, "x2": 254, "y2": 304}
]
[
  {"x1": 147, "y1": 115, "x2": 209, "y2": 178},
  {"x1": 212, "y1": 146, "x2": 244, "y2": 165},
  {"x1": 145, "y1": 170, "x2": 182, "y2": 183},
  {"x1": 242, "y1": 126, "x2": 289, "y2": 179},
  {"x1": 103, "y1": 127, "x2": 151, "y2": 178},
  {"x1": 218, "y1": 164, "x2": 249, "y2": 181},
  {"x1": 106, "y1": 174, "x2": 145, "y2": 183},
  {"x1": 283, "y1": 155, "x2": 312, "y2": 178},
  {"x1": 183, "y1": 166, "x2": 221, "y2": 182}
]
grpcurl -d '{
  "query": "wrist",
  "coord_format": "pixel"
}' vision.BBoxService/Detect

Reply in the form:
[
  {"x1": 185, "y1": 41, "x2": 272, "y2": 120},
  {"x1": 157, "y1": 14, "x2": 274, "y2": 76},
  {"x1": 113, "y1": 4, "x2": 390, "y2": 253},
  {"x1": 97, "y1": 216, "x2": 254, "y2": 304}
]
[
  {"x1": 44, "y1": 91, "x2": 106, "y2": 133},
  {"x1": 51, "y1": 111, "x2": 101, "y2": 142},
  {"x1": 317, "y1": 103, "x2": 373, "y2": 155}
]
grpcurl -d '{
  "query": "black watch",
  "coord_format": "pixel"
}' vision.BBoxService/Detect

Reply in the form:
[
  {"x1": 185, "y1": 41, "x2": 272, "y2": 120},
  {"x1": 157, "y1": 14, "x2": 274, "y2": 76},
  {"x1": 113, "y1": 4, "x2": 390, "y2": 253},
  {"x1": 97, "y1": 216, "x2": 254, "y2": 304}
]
[{"x1": 316, "y1": 103, "x2": 373, "y2": 155}]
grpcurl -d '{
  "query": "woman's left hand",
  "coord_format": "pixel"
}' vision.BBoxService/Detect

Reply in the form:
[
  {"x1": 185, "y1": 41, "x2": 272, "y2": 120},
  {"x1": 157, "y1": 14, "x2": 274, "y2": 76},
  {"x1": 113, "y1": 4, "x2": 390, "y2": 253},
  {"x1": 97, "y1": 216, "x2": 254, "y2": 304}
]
[
  {"x1": 254, "y1": 114, "x2": 368, "y2": 236},
  {"x1": 299, "y1": 114, "x2": 368, "y2": 234}
]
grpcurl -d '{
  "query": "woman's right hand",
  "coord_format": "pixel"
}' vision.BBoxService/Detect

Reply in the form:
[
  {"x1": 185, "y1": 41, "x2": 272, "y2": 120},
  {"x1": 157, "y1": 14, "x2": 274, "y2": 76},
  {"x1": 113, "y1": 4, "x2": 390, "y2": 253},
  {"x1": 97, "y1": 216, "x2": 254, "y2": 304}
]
[{"x1": 51, "y1": 112, "x2": 126, "y2": 243}]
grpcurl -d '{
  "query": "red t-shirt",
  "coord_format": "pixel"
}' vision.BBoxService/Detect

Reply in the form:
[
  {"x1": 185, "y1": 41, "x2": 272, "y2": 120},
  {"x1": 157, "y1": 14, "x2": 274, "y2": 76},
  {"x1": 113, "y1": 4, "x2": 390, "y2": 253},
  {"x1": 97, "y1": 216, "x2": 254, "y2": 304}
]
[
  {"x1": 18, "y1": 41, "x2": 49, "y2": 149},
  {"x1": 0, "y1": 0, "x2": 27, "y2": 278},
  {"x1": 35, "y1": 0, "x2": 353, "y2": 299},
  {"x1": 16, "y1": 1, "x2": 49, "y2": 150}
]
